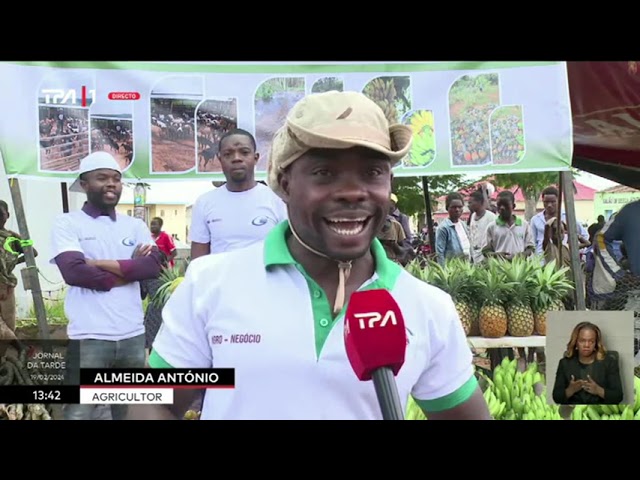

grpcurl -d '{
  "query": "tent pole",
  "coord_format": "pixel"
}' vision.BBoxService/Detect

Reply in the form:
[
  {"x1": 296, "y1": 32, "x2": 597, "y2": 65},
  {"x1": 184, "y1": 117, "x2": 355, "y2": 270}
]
[
  {"x1": 561, "y1": 171, "x2": 586, "y2": 310},
  {"x1": 7, "y1": 178, "x2": 50, "y2": 339},
  {"x1": 421, "y1": 177, "x2": 435, "y2": 252}
]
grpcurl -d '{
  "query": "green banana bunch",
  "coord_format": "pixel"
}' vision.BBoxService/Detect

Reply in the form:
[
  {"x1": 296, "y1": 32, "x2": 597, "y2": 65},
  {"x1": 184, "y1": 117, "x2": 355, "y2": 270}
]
[
  {"x1": 483, "y1": 384, "x2": 507, "y2": 419},
  {"x1": 481, "y1": 357, "x2": 562, "y2": 420},
  {"x1": 405, "y1": 395, "x2": 427, "y2": 420},
  {"x1": 570, "y1": 375, "x2": 640, "y2": 420}
]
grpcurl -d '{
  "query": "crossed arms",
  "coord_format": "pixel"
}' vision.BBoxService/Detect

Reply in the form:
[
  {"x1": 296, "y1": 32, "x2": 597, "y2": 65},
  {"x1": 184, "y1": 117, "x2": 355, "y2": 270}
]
[{"x1": 55, "y1": 244, "x2": 162, "y2": 291}]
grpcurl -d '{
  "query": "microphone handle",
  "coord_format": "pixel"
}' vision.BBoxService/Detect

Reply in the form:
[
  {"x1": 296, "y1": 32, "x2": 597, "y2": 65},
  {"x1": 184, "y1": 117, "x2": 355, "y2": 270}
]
[{"x1": 371, "y1": 367, "x2": 405, "y2": 420}]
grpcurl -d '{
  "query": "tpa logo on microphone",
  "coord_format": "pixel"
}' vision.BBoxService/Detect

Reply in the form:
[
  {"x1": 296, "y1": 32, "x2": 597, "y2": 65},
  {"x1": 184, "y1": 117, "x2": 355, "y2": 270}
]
[{"x1": 354, "y1": 311, "x2": 398, "y2": 329}]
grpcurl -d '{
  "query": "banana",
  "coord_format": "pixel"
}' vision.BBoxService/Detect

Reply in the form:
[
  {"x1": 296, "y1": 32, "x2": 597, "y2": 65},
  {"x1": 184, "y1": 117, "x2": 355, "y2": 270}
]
[
  {"x1": 600, "y1": 404, "x2": 613, "y2": 415},
  {"x1": 533, "y1": 396, "x2": 543, "y2": 412},
  {"x1": 622, "y1": 405, "x2": 634, "y2": 420},
  {"x1": 512, "y1": 397, "x2": 524, "y2": 417},
  {"x1": 533, "y1": 372, "x2": 542, "y2": 385},
  {"x1": 500, "y1": 356, "x2": 510, "y2": 369},
  {"x1": 483, "y1": 388, "x2": 491, "y2": 404},
  {"x1": 494, "y1": 370, "x2": 504, "y2": 391},
  {"x1": 586, "y1": 405, "x2": 601, "y2": 421},
  {"x1": 502, "y1": 385, "x2": 512, "y2": 411},
  {"x1": 573, "y1": 404, "x2": 586, "y2": 418},
  {"x1": 488, "y1": 394, "x2": 499, "y2": 416},
  {"x1": 504, "y1": 369, "x2": 514, "y2": 393},
  {"x1": 634, "y1": 380, "x2": 640, "y2": 412},
  {"x1": 523, "y1": 370, "x2": 533, "y2": 392},
  {"x1": 610, "y1": 404, "x2": 620, "y2": 414},
  {"x1": 515, "y1": 371, "x2": 523, "y2": 392},
  {"x1": 601, "y1": 414, "x2": 609, "y2": 420},
  {"x1": 634, "y1": 408, "x2": 640, "y2": 420}
]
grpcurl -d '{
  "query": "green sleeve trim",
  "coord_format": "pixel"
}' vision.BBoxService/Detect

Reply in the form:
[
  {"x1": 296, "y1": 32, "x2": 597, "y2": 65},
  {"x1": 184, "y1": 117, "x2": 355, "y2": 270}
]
[
  {"x1": 414, "y1": 375, "x2": 478, "y2": 413},
  {"x1": 148, "y1": 350, "x2": 174, "y2": 368}
]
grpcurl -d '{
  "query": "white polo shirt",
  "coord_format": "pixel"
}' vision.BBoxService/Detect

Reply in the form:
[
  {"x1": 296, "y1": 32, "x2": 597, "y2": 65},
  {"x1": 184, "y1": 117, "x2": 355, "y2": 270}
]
[
  {"x1": 189, "y1": 183, "x2": 288, "y2": 253},
  {"x1": 151, "y1": 221, "x2": 477, "y2": 420},
  {"x1": 49, "y1": 210, "x2": 154, "y2": 341}
]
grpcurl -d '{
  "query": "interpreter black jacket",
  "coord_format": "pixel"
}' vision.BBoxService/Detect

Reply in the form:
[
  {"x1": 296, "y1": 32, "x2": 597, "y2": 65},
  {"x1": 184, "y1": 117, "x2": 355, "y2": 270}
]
[{"x1": 552, "y1": 351, "x2": 623, "y2": 405}]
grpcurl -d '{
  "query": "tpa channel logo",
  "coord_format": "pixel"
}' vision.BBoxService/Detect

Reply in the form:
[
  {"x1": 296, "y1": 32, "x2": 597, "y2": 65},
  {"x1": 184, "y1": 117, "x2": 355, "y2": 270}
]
[
  {"x1": 40, "y1": 86, "x2": 141, "y2": 107},
  {"x1": 41, "y1": 86, "x2": 96, "y2": 107},
  {"x1": 354, "y1": 310, "x2": 398, "y2": 329}
]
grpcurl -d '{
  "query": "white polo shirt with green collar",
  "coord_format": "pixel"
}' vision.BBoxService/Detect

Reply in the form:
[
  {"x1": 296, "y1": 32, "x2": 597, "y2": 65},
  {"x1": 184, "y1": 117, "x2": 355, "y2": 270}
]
[{"x1": 150, "y1": 221, "x2": 477, "y2": 420}]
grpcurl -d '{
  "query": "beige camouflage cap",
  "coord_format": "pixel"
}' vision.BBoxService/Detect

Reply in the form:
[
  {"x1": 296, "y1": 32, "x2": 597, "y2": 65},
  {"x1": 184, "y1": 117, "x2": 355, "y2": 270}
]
[{"x1": 267, "y1": 90, "x2": 413, "y2": 197}]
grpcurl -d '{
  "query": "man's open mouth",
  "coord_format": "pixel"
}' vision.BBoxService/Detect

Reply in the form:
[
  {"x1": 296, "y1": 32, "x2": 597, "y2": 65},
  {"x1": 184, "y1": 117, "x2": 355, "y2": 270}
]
[{"x1": 323, "y1": 216, "x2": 372, "y2": 236}]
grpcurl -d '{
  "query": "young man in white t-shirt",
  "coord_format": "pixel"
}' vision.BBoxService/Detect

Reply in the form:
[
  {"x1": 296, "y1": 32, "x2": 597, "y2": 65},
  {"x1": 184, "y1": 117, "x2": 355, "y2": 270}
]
[
  {"x1": 467, "y1": 189, "x2": 496, "y2": 264},
  {"x1": 49, "y1": 152, "x2": 162, "y2": 421},
  {"x1": 129, "y1": 91, "x2": 491, "y2": 420},
  {"x1": 189, "y1": 129, "x2": 287, "y2": 260}
]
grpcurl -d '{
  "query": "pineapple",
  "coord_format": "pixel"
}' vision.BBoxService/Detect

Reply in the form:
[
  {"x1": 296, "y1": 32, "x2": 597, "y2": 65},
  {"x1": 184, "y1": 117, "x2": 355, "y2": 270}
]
[
  {"x1": 404, "y1": 258, "x2": 425, "y2": 280},
  {"x1": 476, "y1": 262, "x2": 512, "y2": 338},
  {"x1": 499, "y1": 256, "x2": 535, "y2": 337},
  {"x1": 455, "y1": 259, "x2": 482, "y2": 336},
  {"x1": 528, "y1": 260, "x2": 574, "y2": 335},
  {"x1": 151, "y1": 264, "x2": 187, "y2": 309},
  {"x1": 418, "y1": 259, "x2": 477, "y2": 336}
]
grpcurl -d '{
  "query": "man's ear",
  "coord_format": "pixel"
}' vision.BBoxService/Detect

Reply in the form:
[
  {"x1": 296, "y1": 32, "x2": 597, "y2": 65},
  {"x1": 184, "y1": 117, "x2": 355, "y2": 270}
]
[{"x1": 278, "y1": 170, "x2": 291, "y2": 202}]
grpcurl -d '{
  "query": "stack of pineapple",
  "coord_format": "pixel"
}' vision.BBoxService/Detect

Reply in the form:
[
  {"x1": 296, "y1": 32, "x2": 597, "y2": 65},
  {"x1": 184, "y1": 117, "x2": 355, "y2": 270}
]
[{"x1": 405, "y1": 256, "x2": 574, "y2": 338}]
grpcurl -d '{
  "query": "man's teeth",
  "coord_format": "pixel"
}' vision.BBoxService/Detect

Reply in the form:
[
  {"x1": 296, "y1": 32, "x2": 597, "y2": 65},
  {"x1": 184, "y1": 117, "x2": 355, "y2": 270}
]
[
  {"x1": 326, "y1": 218, "x2": 367, "y2": 236},
  {"x1": 327, "y1": 218, "x2": 367, "y2": 222}
]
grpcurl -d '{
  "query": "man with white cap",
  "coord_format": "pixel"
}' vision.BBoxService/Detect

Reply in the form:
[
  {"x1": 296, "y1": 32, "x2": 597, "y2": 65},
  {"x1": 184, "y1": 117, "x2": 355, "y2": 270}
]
[
  {"x1": 50, "y1": 152, "x2": 162, "y2": 420},
  {"x1": 129, "y1": 91, "x2": 491, "y2": 420}
]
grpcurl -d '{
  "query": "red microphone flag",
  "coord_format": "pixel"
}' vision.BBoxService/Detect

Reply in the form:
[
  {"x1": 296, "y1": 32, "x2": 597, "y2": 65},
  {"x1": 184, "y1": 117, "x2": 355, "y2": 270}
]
[{"x1": 344, "y1": 289, "x2": 407, "y2": 381}]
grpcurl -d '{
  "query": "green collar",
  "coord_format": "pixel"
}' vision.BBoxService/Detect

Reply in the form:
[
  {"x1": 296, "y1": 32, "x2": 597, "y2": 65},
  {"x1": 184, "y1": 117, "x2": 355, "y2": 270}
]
[
  {"x1": 495, "y1": 215, "x2": 523, "y2": 227},
  {"x1": 263, "y1": 220, "x2": 398, "y2": 289}
]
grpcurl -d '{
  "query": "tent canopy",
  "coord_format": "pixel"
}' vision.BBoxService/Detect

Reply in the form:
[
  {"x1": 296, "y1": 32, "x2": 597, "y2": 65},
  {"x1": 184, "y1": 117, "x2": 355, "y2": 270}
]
[{"x1": 569, "y1": 61, "x2": 640, "y2": 187}]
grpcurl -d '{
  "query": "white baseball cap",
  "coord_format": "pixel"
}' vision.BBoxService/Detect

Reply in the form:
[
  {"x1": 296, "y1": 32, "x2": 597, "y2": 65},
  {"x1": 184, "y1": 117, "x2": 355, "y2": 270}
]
[{"x1": 69, "y1": 152, "x2": 122, "y2": 193}]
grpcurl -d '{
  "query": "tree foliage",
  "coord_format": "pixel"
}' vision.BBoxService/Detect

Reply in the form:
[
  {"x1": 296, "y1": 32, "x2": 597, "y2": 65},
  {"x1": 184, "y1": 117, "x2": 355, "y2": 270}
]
[
  {"x1": 491, "y1": 172, "x2": 561, "y2": 200},
  {"x1": 391, "y1": 175, "x2": 473, "y2": 218}
]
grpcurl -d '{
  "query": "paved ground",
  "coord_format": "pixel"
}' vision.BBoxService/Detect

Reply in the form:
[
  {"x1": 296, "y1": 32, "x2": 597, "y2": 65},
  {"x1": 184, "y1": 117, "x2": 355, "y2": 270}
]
[
  {"x1": 92, "y1": 405, "x2": 112, "y2": 420},
  {"x1": 50, "y1": 404, "x2": 113, "y2": 420}
]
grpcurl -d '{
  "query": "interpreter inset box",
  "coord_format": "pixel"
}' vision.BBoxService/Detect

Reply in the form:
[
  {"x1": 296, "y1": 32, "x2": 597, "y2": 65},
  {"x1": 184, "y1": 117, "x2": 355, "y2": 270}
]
[{"x1": 545, "y1": 310, "x2": 634, "y2": 406}]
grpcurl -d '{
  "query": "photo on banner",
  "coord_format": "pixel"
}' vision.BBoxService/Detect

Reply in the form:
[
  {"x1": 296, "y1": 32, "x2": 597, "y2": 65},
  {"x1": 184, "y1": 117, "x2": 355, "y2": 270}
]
[
  {"x1": 89, "y1": 87, "x2": 135, "y2": 172},
  {"x1": 36, "y1": 71, "x2": 95, "y2": 173},
  {"x1": 545, "y1": 310, "x2": 635, "y2": 406},
  {"x1": 149, "y1": 75, "x2": 203, "y2": 174},
  {"x1": 195, "y1": 97, "x2": 238, "y2": 173},
  {"x1": 253, "y1": 76, "x2": 306, "y2": 172}
]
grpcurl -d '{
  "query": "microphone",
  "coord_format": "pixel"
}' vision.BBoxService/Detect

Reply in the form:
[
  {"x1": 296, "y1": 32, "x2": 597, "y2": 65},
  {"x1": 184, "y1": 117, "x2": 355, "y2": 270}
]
[{"x1": 344, "y1": 289, "x2": 407, "y2": 420}]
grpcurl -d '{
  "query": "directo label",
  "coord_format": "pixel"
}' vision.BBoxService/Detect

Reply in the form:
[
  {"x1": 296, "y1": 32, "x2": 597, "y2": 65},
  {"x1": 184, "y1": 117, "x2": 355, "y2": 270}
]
[{"x1": 108, "y1": 92, "x2": 141, "y2": 100}]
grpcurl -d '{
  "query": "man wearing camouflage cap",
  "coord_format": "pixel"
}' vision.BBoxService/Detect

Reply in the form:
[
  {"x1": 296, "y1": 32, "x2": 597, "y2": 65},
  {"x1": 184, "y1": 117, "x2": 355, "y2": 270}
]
[{"x1": 132, "y1": 91, "x2": 490, "y2": 420}]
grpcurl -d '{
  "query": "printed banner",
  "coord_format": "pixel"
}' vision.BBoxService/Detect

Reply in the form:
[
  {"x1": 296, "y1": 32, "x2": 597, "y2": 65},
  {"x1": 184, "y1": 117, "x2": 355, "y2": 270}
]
[{"x1": 0, "y1": 61, "x2": 573, "y2": 182}]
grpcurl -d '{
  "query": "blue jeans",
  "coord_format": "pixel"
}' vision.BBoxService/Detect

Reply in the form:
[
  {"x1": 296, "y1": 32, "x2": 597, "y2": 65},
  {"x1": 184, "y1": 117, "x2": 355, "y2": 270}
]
[{"x1": 64, "y1": 334, "x2": 145, "y2": 421}]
